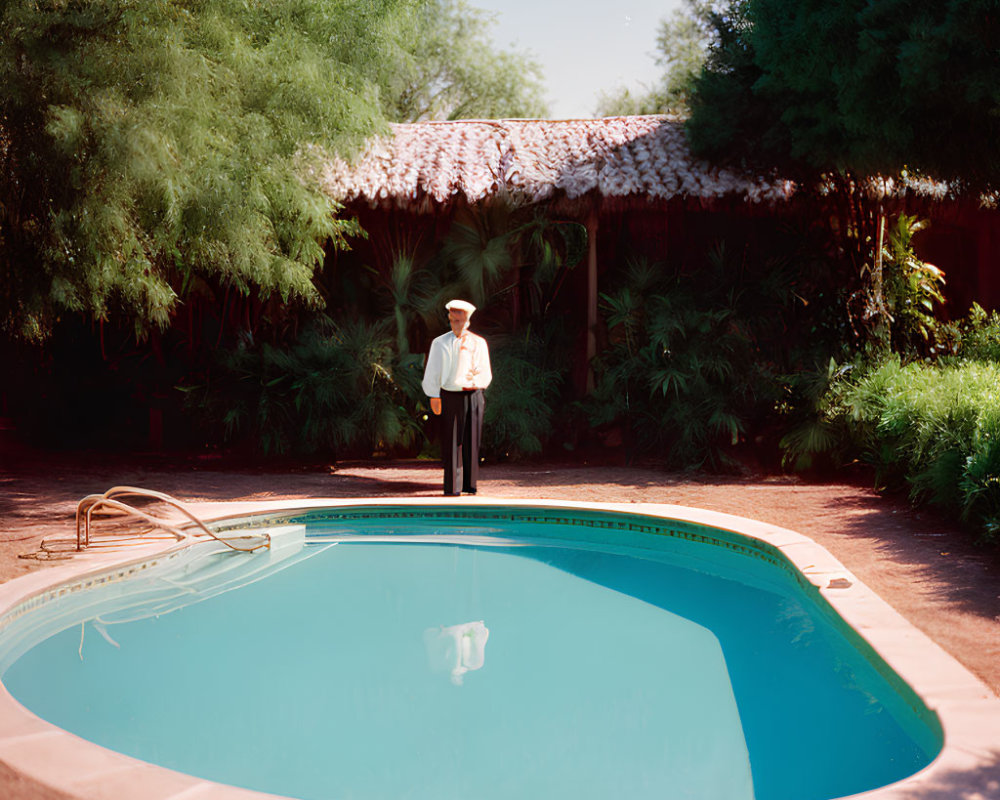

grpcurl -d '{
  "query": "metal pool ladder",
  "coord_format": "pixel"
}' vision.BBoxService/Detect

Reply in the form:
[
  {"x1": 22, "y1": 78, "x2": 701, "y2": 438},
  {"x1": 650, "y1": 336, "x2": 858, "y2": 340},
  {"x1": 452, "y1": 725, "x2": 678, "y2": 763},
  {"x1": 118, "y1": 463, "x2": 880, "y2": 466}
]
[{"x1": 75, "y1": 486, "x2": 270, "y2": 553}]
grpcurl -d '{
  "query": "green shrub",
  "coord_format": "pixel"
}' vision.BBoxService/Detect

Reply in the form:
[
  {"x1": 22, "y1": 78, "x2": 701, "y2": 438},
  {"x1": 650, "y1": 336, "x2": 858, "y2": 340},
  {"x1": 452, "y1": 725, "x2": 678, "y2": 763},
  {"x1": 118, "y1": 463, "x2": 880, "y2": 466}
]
[
  {"x1": 777, "y1": 355, "x2": 861, "y2": 472},
  {"x1": 845, "y1": 215, "x2": 947, "y2": 358},
  {"x1": 588, "y1": 253, "x2": 787, "y2": 469},
  {"x1": 791, "y1": 355, "x2": 1000, "y2": 543},
  {"x1": 482, "y1": 325, "x2": 566, "y2": 460},
  {"x1": 955, "y1": 303, "x2": 1000, "y2": 362},
  {"x1": 185, "y1": 319, "x2": 422, "y2": 457}
]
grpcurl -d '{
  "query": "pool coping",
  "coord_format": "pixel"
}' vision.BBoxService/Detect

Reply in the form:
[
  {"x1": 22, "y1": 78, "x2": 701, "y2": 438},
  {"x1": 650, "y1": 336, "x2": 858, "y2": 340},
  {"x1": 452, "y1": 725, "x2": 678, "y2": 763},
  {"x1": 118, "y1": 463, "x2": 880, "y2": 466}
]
[{"x1": 0, "y1": 496, "x2": 998, "y2": 800}]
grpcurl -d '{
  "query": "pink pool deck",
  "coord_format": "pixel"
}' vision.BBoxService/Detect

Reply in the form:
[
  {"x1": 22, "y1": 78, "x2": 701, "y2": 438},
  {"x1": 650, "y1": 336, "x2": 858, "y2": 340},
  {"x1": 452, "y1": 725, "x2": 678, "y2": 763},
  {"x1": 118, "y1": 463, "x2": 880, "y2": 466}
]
[{"x1": 0, "y1": 496, "x2": 998, "y2": 800}]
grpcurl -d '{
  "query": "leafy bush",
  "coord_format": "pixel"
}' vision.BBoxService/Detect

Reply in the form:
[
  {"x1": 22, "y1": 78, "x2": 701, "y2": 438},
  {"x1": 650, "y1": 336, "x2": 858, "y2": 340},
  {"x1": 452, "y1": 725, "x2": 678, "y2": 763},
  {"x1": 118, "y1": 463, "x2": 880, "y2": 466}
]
[
  {"x1": 588, "y1": 252, "x2": 790, "y2": 469},
  {"x1": 880, "y1": 215, "x2": 947, "y2": 353},
  {"x1": 955, "y1": 303, "x2": 1000, "y2": 362},
  {"x1": 186, "y1": 319, "x2": 422, "y2": 457},
  {"x1": 787, "y1": 354, "x2": 1000, "y2": 543},
  {"x1": 848, "y1": 215, "x2": 947, "y2": 357},
  {"x1": 481, "y1": 324, "x2": 567, "y2": 460},
  {"x1": 777, "y1": 354, "x2": 861, "y2": 472}
]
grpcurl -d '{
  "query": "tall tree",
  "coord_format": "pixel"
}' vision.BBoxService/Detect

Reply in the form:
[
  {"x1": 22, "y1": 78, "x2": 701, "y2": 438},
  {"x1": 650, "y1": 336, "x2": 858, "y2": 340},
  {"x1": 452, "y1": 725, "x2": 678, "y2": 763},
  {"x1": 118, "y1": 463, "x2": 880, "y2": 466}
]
[
  {"x1": 597, "y1": 0, "x2": 712, "y2": 117},
  {"x1": 0, "y1": 0, "x2": 547, "y2": 341},
  {"x1": 687, "y1": 0, "x2": 1000, "y2": 190},
  {"x1": 377, "y1": 0, "x2": 548, "y2": 121},
  {"x1": 0, "y1": 0, "x2": 411, "y2": 339}
]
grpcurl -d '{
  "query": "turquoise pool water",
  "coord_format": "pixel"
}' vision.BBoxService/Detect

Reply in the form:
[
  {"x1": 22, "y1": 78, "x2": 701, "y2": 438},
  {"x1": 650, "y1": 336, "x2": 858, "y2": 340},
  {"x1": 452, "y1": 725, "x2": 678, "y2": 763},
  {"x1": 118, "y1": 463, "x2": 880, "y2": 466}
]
[{"x1": 0, "y1": 508, "x2": 941, "y2": 800}]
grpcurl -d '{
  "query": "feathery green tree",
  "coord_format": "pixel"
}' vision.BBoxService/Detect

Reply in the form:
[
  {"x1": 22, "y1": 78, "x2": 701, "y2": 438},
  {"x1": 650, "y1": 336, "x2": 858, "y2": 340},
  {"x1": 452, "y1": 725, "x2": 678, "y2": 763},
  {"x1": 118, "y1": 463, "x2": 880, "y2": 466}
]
[
  {"x1": 0, "y1": 0, "x2": 548, "y2": 342},
  {"x1": 378, "y1": 0, "x2": 548, "y2": 121},
  {"x1": 0, "y1": 0, "x2": 407, "y2": 339},
  {"x1": 596, "y1": 0, "x2": 712, "y2": 116}
]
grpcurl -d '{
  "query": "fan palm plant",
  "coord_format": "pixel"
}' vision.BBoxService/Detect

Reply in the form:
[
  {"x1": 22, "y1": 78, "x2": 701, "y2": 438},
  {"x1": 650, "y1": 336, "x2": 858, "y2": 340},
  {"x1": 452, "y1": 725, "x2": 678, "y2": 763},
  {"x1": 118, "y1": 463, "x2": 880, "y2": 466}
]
[
  {"x1": 589, "y1": 253, "x2": 776, "y2": 469},
  {"x1": 187, "y1": 318, "x2": 421, "y2": 457}
]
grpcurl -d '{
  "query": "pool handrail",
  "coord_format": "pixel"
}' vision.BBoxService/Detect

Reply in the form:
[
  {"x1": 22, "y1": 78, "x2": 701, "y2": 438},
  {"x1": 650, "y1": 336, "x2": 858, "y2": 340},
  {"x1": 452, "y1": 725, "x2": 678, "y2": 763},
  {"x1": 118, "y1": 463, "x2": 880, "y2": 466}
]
[{"x1": 75, "y1": 486, "x2": 270, "y2": 553}]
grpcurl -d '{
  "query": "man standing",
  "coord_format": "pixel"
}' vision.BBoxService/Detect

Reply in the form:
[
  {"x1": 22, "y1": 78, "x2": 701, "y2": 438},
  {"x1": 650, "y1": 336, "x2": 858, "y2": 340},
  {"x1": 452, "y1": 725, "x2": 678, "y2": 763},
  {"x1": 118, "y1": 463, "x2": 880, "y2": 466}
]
[{"x1": 422, "y1": 299, "x2": 492, "y2": 496}]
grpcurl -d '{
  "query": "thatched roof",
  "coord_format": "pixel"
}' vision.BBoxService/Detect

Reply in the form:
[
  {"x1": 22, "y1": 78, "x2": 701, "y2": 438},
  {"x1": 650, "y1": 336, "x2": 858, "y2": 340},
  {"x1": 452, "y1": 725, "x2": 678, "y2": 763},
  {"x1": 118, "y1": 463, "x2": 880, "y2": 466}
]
[{"x1": 320, "y1": 116, "x2": 796, "y2": 213}]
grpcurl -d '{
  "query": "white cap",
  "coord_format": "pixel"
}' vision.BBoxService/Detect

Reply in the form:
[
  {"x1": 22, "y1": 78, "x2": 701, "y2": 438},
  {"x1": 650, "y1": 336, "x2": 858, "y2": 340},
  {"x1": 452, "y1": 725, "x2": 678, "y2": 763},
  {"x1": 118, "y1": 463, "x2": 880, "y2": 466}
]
[{"x1": 445, "y1": 299, "x2": 476, "y2": 314}]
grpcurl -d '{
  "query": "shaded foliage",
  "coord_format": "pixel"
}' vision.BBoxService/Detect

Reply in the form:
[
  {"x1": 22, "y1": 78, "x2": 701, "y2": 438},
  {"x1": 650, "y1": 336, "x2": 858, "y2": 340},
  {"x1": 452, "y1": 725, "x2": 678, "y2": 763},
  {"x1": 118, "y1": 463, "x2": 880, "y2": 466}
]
[
  {"x1": 184, "y1": 318, "x2": 421, "y2": 457},
  {"x1": 586, "y1": 242, "x2": 805, "y2": 470},
  {"x1": 781, "y1": 214, "x2": 948, "y2": 467},
  {"x1": 418, "y1": 203, "x2": 583, "y2": 459},
  {"x1": 178, "y1": 201, "x2": 582, "y2": 459},
  {"x1": 785, "y1": 351, "x2": 1000, "y2": 544},
  {"x1": 687, "y1": 0, "x2": 1000, "y2": 191},
  {"x1": 481, "y1": 323, "x2": 567, "y2": 460}
]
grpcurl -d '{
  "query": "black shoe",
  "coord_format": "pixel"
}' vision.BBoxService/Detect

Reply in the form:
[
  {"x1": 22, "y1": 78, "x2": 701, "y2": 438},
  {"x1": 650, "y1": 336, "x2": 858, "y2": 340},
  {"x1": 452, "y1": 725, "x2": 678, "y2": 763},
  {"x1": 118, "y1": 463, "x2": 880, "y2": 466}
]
[
  {"x1": 463, "y1": 488, "x2": 477, "y2": 495},
  {"x1": 444, "y1": 491, "x2": 460, "y2": 496}
]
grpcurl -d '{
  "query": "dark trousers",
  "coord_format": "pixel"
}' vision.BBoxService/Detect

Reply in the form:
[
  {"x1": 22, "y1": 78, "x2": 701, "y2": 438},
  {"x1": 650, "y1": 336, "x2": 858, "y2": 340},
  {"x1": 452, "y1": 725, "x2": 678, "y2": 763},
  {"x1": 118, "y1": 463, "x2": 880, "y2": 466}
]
[{"x1": 440, "y1": 389, "x2": 484, "y2": 494}]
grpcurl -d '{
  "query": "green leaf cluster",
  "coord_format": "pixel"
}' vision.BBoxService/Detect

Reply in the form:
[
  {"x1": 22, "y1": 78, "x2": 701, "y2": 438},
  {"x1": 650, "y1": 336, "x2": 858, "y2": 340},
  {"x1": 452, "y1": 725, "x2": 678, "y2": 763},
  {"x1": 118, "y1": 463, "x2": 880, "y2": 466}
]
[
  {"x1": 0, "y1": 0, "x2": 548, "y2": 341},
  {"x1": 687, "y1": 0, "x2": 1000, "y2": 190},
  {"x1": 830, "y1": 356, "x2": 1000, "y2": 542},
  {"x1": 0, "y1": 0, "x2": 404, "y2": 338},
  {"x1": 376, "y1": 0, "x2": 547, "y2": 121},
  {"x1": 954, "y1": 303, "x2": 1000, "y2": 363},
  {"x1": 848, "y1": 214, "x2": 947, "y2": 355},
  {"x1": 588, "y1": 248, "x2": 792, "y2": 470},
  {"x1": 187, "y1": 317, "x2": 421, "y2": 457}
]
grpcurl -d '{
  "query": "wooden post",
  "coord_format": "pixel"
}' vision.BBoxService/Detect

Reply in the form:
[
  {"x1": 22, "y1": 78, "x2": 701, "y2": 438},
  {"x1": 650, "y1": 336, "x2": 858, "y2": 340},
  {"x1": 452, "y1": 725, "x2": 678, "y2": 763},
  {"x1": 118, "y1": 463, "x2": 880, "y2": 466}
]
[{"x1": 586, "y1": 207, "x2": 599, "y2": 393}]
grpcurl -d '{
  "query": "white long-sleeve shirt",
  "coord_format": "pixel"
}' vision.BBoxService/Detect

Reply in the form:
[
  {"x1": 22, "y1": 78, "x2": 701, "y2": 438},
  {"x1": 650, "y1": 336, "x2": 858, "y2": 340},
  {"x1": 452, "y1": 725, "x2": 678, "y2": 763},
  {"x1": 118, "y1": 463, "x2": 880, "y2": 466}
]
[{"x1": 422, "y1": 330, "x2": 492, "y2": 397}]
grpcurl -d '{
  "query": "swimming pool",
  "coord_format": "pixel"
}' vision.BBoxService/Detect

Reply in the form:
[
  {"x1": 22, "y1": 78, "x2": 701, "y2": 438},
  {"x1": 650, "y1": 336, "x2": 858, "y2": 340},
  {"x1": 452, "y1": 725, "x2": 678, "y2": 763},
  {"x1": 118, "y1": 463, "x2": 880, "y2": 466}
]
[{"x1": 0, "y1": 500, "x2": 996, "y2": 800}]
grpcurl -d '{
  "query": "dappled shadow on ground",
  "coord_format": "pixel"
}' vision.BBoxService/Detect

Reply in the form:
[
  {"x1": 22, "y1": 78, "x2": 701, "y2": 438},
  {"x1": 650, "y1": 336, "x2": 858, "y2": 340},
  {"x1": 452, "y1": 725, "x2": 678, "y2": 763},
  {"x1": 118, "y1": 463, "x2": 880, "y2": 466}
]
[
  {"x1": 818, "y1": 488, "x2": 1000, "y2": 623},
  {"x1": 897, "y1": 750, "x2": 1000, "y2": 800}
]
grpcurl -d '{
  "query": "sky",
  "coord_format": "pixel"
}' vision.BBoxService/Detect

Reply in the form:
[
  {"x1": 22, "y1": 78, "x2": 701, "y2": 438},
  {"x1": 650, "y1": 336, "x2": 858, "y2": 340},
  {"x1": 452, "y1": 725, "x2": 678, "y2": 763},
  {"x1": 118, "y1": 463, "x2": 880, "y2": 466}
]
[{"x1": 473, "y1": 0, "x2": 686, "y2": 119}]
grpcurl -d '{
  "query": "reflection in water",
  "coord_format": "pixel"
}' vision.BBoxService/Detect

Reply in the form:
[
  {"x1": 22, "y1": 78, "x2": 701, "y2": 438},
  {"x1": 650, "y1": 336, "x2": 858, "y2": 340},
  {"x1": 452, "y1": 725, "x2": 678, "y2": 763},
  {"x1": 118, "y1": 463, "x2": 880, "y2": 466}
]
[{"x1": 424, "y1": 620, "x2": 489, "y2": 685}]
